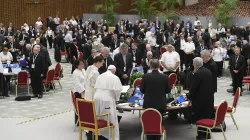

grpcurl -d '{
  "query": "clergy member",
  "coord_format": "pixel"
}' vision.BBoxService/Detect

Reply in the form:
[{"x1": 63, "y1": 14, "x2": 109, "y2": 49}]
[
  {"x1": 84, "y1": 56, "x2": 104, "y2": 100},
  {"x1": 94, "y1": 65, "x2": 123, "y2": 140}
]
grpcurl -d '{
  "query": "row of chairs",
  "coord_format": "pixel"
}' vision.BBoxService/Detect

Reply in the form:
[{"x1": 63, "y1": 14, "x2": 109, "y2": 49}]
[{"x1": 15, "y1": 63, "x2": 63, "y2": 96}]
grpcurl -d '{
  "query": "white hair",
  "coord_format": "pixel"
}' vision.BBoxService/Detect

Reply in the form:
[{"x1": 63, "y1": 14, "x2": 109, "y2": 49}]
[
  {"x1": 101, "y1": 47, "x2": 110, "y2": 53},
  {"x1": 147, "y1": 51, "x2": 152, "y2": 55},
  {"x1": 193, "y1": 57, "x2": 203, "y2": 67},
  {"x1": 200, "y1": 50, "x2": 211, "y2": 57}
]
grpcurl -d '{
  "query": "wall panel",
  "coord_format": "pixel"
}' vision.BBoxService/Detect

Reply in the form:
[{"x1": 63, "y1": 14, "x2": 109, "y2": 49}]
[{"x1": 0, "y1": 0, "x2": 133, "y2": 29}]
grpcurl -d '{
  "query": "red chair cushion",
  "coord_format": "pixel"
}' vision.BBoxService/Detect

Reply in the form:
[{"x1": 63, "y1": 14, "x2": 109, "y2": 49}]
[
  {"x1": 214, "y1": 106, "x2": 233, "y2": 113},
  {"x1": 60, "y1": 52, "x2": 67, "y2": 55},
  {"x1": 242, "y1": 80, "x2": 250, "y2": 83},
  {"x1": 196, "y1": 119, "x2": 214, "y2": 128},
  {"x1": 54, "y1": 77, "x2": 60, "y2": 80},
  {"x1": 16, "y1": 82, "x2": 28, "y2": 85},
  {"x1": 42, "y1": 79, "x2": 52, "y2": 83},
  {"x1": 82, "y1": 120, "x2": 113, "y2": 129},
  {"x1": 243, "y1": 77, "x2": 250, "y2": 80},
  {"x1": 144, "y1": 126, "x2": 165, "y2": 134}
]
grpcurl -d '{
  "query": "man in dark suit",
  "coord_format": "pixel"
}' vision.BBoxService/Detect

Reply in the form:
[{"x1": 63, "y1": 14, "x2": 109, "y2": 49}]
[
  {"x1": 29, "y1": 45, "x2": 45, "y2": 99},
  {"x1": 110, "y1": 34, "x2": 120, "y2": 52},
  {"x1": 114, "y1": 43, "x2": 133, "y2": 85},
  {"x1": 200, "y1": 50, "x2": 218, "y2": 93},
  {"x1": 229, "y1": 48, "x2": 245, "y2": 96},
  {"x1": 189, "y1": 57, "x2": 214, "y2": 140},
  {"x1": 140, "y1": 59, "x2": 171, "y2": 140},
  {"x1": 129, "y1": 43, "x2": 142, "y2": 66},
  {"x1": 76, "y1": 30, "x2": 87, "y2": 48},
  {"x1": 98, "y1": 47, "x2": 113, "y2": 74}
]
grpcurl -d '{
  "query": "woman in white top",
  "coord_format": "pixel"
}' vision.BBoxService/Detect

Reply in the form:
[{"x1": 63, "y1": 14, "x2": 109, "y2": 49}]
[
  {"x1": 0, "y1": 46, "x2": 13, "y2": 63},
  {"x1": 46, "y1": 27, "x2": 54, "y2": 49},
  {"x1": 70, "y1": 16, "x2": 78, "y2": 27},
  {"x1": 212, "y1": 41, "x2": 224, "y2": 77},
  {"x1": 72, "y1": 59, "x2": 86, "y2": 124}
]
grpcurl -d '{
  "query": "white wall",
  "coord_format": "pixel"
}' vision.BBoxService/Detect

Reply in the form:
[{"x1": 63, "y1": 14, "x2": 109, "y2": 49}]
[{"x1": 185, "y1": 0, "x2": 198, "y2": 6}]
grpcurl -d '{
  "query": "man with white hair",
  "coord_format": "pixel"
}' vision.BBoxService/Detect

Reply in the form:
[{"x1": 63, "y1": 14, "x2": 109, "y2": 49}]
[
  {"x1": 93, "y1": 65, "x2": 123, "y2": 140},
  {"x1": 161, "y1": 44, "x2": 180, "y2": 75},
  {"x1": 189, "y1": 57, "x2": 214, "y2": 140},
  {"x1": 183, "y1": 37, "x2": 195, "y2": 69},
  {"x1": 99, "y1": 47, "x2": 114, "y2": 74}
]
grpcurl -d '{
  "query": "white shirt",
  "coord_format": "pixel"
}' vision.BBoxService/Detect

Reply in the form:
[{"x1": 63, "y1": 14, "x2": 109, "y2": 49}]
[
  {"x1": 46, "y1": 30, "x2": 53, "y2": 36},
  {"x1": 0, "y1": 60, "x2": 3, "y2": 73},
  {"x1": 217, "y1": 27, "x2": 225, "y2": 34},
  {"x1": 180, "y1": 39, "x2": 186, "y2": 50},
  {"x1": 113, "y1": 47, "x2": 120, "y2": 59},
  {"x1": 70, "y1": 19, "x2": 78, "y2": 26},
  {"x1": 212, "y1": 47, "x2": 223, "y2": 62},
  {"x1": 184, "y1": 42, "x2": 195, "y2": 53},
  {"x1": 54, "y1": 17, "x2": 60, "y2": 24},
  {"x1": 85, "y1": 65, "x2": 100, "y2": 100},
  {"x1": 148, "y1": 37, "x2": 157, "y2": 47},
  {"x1": 161, "y1": 51, "x2": 180, "y2": 72},
  {"x1": 194, "y1": 20, "x2": 201, "y2": 26},
  {"x1": 64, "y1": 33, "x2": 73, "y2": 42},
  {"x1": 145, "y1": 31, "x2": 152, "y2": 41},
  {"x1": 0, "y1": 52, "x2": 13, "y2": 62},
  {"x1": 36, "y1": 21, "x2": 43, "y2": 26},
  {"x1": 73, "y1": 69, "x2": 86, "y2": 93}
]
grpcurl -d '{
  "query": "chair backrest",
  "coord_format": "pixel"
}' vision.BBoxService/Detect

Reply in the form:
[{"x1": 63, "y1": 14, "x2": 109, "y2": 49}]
[
  {"x1": 214, "y1": 101, "x2": 228, "y2": 127},
  {"x1": 71, "y1": 91, "x2": 77, "y2": 113},
  {"x1": 232, "y1": 87, "x2": 241, "y2": 111},
  {"x1": 46, "y1": 69, "x2": 55, "y2": 83},
  {"x1": 141, "y1": 108, "x2": 163, "y2": 135},
  {"x1": 54, "y1": 63, "x2": 61, "y2": 77},
  {"x1": 169, "y1": 73, "x2": 177, "y2": 86},
  {"x1": 17, "y1": 71, "x2": 28, "y2": 84},
  {"x1": 76, "y1": 99, "x2": 97, "y2": 129},
  {"x1": 78, "y1": 52, "x2": 83, "y2": 59},
  {"x1": 160, "y1": 47, "x2": 167, "y2": 54},
  {"x1": 133, "y1": 78, "x2": 142, "y2": 88}
]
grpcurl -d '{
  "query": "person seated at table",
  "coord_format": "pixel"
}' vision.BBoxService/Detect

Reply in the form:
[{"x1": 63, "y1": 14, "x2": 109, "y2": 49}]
[{"x1": 0, "y1": 45, "x2": 13, "y2": 64}]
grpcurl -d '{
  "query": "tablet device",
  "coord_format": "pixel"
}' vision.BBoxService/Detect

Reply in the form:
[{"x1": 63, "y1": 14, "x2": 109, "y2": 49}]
[{"x1": 11, "y1": 68, "x2": 21, "y2": 74}]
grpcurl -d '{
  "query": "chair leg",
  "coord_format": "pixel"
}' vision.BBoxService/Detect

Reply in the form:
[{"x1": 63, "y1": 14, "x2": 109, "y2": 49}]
[
  {"x1": 95, "y1": 131, "x2": 98, "y2": 140},
  {"x1": 220, "y1": 124, "x2": 226, "y2": 140},
  {"x1": 112, "y1": 127, "x2": 115, "y2": 140},
  {"x1": 230, "y1": 113, "x2": 239, "y2": 130},
  {"x1": 74, "y1": 120, "x2": 78, "y2": 132},
  {"x1": 16, "y1": 85, "x2": 17, "y2": 96},
  {"x1": 208, "y1": 128, "x2": 214, "y2": 140},
  {"x1": 133, "y1": 110, "x2": 134, "y2": 114},
  {"x1": 27, "y1": 85, "x2": 29, "y2": 95},
  {"x1": 43, "y1": 84, "x2": 47, "y2": 94},
  {"x1": 58, "y1": 80, "x2": 62, "y2": 90},
  {"x1": 141, "y1": 132, "x2": 144, "y2": 140},
  {"x1": 194, "y1": 127, "x2": 198, "y2": 140},
  {"x1": 139, "y1": 110, "x2": 141, "y2": 118},
  {"x1": 79, "y1": 128, "x2": 82, "y2": 140},
  {"x1": 52, "y1": 82, "x2": 55, "y2": 93}
]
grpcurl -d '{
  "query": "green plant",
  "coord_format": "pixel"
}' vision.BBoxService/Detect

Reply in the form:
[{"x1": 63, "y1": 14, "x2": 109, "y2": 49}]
[
  {"x1": 157, "y1": 0, "x2": 177, "y2": 20},
  {"x1": 129, "y1": 0, "x2": 158, "y2": 20},
  {"x1": 209, "y1": 0, "x2": 239, "y2": 27},
  {"x1": 94, "y1": 0, "x2": 120, "y2": 26},
  {"x1": 130, "y1": 72, "x2": 143, "y2": 86}
]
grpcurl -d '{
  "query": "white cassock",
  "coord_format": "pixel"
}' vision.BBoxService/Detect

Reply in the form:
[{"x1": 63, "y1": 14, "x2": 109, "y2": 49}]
[
  {"x1": 72, "y1": 69, "x2": 86, "y2": 93},
  {"x1": 85, "y1": 65, "x2": 99, "y2": 100},
  {"x1": 94, "y1": 70, "x2": 123, "y2": 140}
]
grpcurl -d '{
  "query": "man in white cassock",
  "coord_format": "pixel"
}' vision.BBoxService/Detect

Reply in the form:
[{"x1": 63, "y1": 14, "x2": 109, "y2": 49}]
[{"x1": 94, "y1": 65, "x2": 123, "y2": 140}]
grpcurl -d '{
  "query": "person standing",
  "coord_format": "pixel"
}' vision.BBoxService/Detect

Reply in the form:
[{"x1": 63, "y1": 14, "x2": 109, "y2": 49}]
[
  {"x1": 99, "y1": 47, "x2": 113, "y2": 74},
  {"x1": 161, "y1": 45, "x2": 180, "y2": 75},
  {"x1": 189, "y1": 57, "x2": 214, "y2": 140},
  {"x1": 183, "y1": 37, "x2": 195, "y2": 69},
  {"x1": 114, "y1": 43, "x2": 133, "y2": 85},
  {"x1": 45, "y1": 27, "x2": 54, "y2": 49},
  {"x1": 200, "y1": 50, "x2": 218, "y2": 94},
  {"x1": 84, "y1": 56, "x2": 104, "y2": 100},
  {"x1": 140, "y1": 59, "x2": 171, "y2": 140},
  {"x1": 229, "y1": 48, "x2": 245, "y2": 96},
  {"x1": 211, "y1": 43, "x2": 223, "y2": 78},
  {"x1": 94, "y1": 65, "x2": 123, "y2": 140},
  {"x1": 29, "y1": 45, "x2": 45, "y2": 99}
]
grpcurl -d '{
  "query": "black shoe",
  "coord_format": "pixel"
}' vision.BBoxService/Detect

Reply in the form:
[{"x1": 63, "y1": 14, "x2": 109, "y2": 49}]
[
  {"x1": 38, "y1": 95, "x2": 43, "y2": 99},
  {"x1": 32, "y1": 95, "x2": 38, "y2": 98},
  {"x1": 227, "y1": 89, "x2": 233, "y2": 93},
  {"x1": 232, "y1": 94, "x2": 235, "y2": 96},
  {"x1": 230, "y1": 83, "x2": 233, "y2": 86}
]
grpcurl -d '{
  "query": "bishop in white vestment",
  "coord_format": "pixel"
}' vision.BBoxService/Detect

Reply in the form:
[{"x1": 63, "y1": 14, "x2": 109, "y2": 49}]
[{"x1": 94, "y1": 65, "x2": 123, "y2": 140}]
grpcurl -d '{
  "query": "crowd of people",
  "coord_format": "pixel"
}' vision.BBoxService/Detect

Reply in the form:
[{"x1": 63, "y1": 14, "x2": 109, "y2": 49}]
[{"x1": 0, "y1": 15, "x2": 250, "y2": 140}]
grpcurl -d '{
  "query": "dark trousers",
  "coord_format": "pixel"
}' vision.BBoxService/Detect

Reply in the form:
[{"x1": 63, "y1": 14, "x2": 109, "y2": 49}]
[
  {"x1": 31, "y1": 70, "x2": 43, "y2": 96},
  {"x1": 146, "y1": 109, "x2": 165, "y2": 140},
  {"x1": 48, "y1": 36, "x2": 53, "y2": 48},
  {"x1": 215, "y1": 61, "x2": 223, "y2": 77},
  {"x1": 184, "y1": 54, "x2": 194, "y2": 69},
  {"x1": 120, "y1": 77, "x2": 130, "y2": 85},
  {"x1": 65, "y1": 42, "x2": 71, "y2": 61},
  {"x1": 60, "y1": 38, "x2": 65, "y2": 51},
  {"x1": 163, "y1": 68, "x2": 179, "y2": 76},
  {"x1": 232, "y1": 73, "x2": 243, "y2": 93},
  {"x1": 179, "y1": 50, "x2": 184, "y2": 70},
  {"x1": 152, "y1": 46, "x2": 159, "y2": 58},
  {"x1": 0, "y1": 73, "x2": 8, "y2": 96}
]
